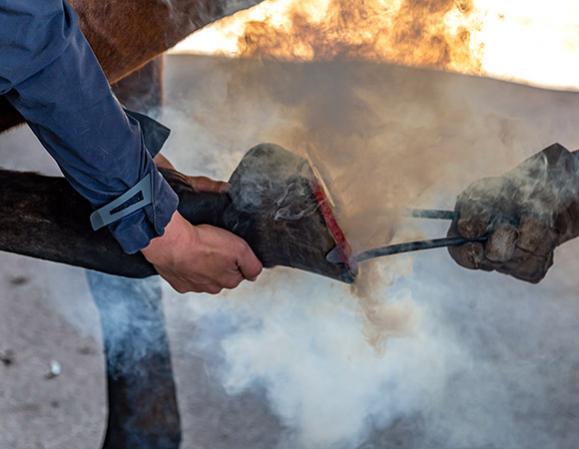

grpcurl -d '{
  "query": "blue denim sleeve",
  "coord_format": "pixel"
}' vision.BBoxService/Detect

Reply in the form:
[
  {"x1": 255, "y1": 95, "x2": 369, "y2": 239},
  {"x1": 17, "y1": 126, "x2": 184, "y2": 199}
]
[{"x1": 0, "y1": 0, "x2": 179, "y2": 254}]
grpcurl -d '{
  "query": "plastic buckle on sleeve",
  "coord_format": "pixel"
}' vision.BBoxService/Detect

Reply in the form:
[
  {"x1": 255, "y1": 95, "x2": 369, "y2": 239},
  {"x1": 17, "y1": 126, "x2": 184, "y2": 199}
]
[{"x1": 90, "y1": 173, "x2": 153, "y2": 231}]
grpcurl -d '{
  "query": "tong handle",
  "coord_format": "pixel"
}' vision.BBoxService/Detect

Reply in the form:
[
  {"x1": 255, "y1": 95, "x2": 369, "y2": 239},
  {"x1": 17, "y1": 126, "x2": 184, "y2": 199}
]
[
  {"x1": 353, "y1": 236, "x2": 487, "y2": 263},
  {"x1": 352, "y1": 209, "x2": 486, "y2": 263},
  {"x1": 406, "y1": 209, "x2": 457, "y2": 220}
]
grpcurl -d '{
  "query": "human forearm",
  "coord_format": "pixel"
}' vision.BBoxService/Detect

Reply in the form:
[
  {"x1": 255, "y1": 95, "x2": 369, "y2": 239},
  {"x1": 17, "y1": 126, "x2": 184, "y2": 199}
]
[{"x1": 2, "y1": 0, "x2": 178, "y2": 253}]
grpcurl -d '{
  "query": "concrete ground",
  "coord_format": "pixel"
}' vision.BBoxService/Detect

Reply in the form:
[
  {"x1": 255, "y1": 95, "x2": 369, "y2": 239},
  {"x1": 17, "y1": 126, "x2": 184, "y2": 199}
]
[{"x1": 0, "y1": 251, "x2": 282, "y2": 449}]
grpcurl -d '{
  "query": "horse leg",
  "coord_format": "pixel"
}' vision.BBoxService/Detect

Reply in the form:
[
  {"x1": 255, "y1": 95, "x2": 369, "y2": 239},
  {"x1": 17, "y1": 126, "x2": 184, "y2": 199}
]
[
  {"x1": 0, "y1": 97, "x2": 23, "y2": 132},
  {"x1": 89, "y1": 57, "x2": 181, "y2": 449},
  {"x1": 88, "y1": 272, "x2": 181, "y2": 449}
]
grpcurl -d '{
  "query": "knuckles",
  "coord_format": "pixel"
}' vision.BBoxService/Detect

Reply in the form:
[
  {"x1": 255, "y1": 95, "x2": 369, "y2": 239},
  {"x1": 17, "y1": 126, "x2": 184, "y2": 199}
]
[
  {"x1": 222, "y1": 277, "x2": 243, "y2": 289},
  {"x1": 448, "y1": 242, "x2": 484, "y2": 270},
  {"x1": 448, "y1": 202, "x2": 557, "y2": 283}
]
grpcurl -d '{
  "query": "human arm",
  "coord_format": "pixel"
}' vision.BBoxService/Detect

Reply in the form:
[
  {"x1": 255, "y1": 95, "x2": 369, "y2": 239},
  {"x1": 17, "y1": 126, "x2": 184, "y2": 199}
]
[{"x1": 0, "y1": 0, "x2": 262, "y2": 291}]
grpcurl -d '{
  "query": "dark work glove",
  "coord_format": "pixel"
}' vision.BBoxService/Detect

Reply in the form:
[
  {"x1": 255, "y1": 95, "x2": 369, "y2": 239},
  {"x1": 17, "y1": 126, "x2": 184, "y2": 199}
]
[{"x1": 447, "y1": 143, "x2": 579, "y2": 283}]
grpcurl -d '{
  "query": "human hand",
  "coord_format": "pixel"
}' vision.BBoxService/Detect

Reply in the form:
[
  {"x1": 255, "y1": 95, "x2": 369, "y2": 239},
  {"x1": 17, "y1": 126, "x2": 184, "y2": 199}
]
[
  {"x1": 447, "y1": 143, "x2": 579, "y2": 283},
  {"x1": 142, "y1": 212, "x2": 263, "y2": 294},
  {"x1": 154, "y1": 154, "x2": 230, "y2": 193}
]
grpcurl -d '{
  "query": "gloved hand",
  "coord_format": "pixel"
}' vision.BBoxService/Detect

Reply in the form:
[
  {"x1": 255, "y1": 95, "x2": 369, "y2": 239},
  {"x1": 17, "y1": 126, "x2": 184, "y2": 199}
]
[{"x1": 447, "y1": 143, "x2": 579, "y2": 283}]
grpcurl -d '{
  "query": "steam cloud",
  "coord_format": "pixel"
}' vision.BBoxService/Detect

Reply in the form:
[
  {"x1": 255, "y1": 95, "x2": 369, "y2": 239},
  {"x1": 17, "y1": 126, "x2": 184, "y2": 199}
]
[
  {"x1": 155, "y1": 54, "x2": 579, "y2": 448},
  {"x1": 6, "y1": 53, "x2": 579, "y2": 448}
]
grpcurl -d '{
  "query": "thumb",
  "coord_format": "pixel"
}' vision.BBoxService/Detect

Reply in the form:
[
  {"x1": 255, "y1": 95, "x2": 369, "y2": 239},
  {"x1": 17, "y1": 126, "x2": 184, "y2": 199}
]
[{"x1": 236, "y1": 245, "x2": 263, "y2": 281}]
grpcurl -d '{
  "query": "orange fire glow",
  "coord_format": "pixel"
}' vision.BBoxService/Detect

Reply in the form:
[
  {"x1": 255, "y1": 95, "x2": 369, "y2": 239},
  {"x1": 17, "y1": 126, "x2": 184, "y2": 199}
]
[{"x1": 172, "y1": 0, "x2": 579, "y2": 91}]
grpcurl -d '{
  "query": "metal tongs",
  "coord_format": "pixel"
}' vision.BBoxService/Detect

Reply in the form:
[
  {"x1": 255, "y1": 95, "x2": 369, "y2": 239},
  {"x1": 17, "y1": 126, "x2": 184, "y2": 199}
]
[{"x1": 351, "y1": 209, "x2": 488, "y2": 264}]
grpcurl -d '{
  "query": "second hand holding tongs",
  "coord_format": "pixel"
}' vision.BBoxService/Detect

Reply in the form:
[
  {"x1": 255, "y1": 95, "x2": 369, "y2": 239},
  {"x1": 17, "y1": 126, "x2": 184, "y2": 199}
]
[{"x1": 345, "y1": 209, "x2": 488, "y2": 264}]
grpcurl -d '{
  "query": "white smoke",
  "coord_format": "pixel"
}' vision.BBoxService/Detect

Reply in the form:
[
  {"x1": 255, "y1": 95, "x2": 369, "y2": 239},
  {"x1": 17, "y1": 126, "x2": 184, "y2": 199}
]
[
  {"x1": 182, "y1": 269, "x2": 439, "y2": 448},
  {"x1": 4, "y1": 54, "x2": 579, "y2": 449},
  {"x1": 165, "y1": 241, "x2": 579, "y2": 449},
  {"x1": 158, "y1": 55, "x2": 579, "y2": 449}
]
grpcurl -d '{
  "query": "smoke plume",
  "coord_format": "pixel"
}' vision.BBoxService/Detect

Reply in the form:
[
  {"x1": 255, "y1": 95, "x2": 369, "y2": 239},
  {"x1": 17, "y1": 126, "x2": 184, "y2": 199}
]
[
  {"x1": 6, "y1": 49, "x2": 579, "y2": 449},
  {"x1": 155, "y1": 54, "x2": 579, "y2": 448}
]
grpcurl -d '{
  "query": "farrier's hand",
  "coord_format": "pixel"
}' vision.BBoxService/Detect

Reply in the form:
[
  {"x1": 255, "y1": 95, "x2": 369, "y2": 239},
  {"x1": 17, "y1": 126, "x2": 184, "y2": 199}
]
[
  {"x1": 447, "y1": 143, "x2": 579, "y2": 283},
  {"x1": 154, "y1": 154, "x2": 230, "y2": 193},
  {"x1": 146, "y1": 154, "x2": 262, "y2": 293},
  {"x1": 141, "y1": 212, "x2": 263, "y2": 294}
]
